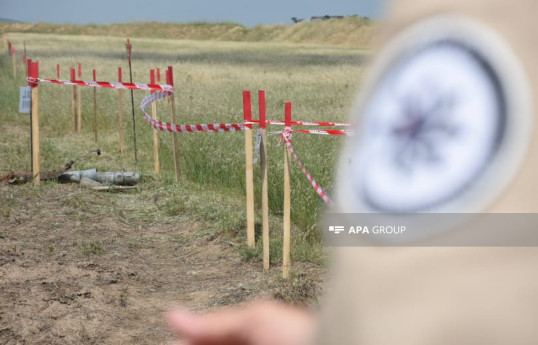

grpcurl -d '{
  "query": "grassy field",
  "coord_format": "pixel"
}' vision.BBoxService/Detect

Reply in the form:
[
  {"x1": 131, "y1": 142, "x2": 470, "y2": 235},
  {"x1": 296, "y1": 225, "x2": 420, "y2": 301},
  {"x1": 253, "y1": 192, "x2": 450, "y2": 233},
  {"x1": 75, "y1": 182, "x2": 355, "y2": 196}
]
[
  {"x1": 0, "y1": 23, "x2": 373, "y2": 343},
  {"x1": 0, "y1": 17, "x2": 374, "y2": 46},
  {"x1": 0, "y1": 30, "x2": 367, "y2": 259}
]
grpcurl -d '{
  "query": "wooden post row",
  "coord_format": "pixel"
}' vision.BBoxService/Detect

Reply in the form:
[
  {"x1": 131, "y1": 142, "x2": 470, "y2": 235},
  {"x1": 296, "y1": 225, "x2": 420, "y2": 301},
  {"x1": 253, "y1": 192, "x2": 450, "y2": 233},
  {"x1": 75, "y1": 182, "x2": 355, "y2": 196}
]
[
  {"x1": 118, "y1": 67, "x2": 124, "y2": 154},
  {"x1": 167, "y1": 66, "x2": 181, "y2": 182},
  {"x1": 243, "y1": 91, "x2": 255, "y2": 248},
  {"x1": 150, "y1": 69, "x2": 160, "y2": 175},
  {"x1": 93, "y1": 69, "x2": 98, "y2": 142},
  {"x1": 70, "y1": 68, "x2": 77, "y2": 132},
  {"x1": 28, "y1": 59, "x2": 40, "y2": 186},
  {"x1": 283, "y1": 102, "x2": 292, "y2": 278},
  {"x1": 259, "y1": 91, "x2": 270, "y2": 269},
  {"x1": 77, "y1": 62, "x2": 82, "y2": 133}
]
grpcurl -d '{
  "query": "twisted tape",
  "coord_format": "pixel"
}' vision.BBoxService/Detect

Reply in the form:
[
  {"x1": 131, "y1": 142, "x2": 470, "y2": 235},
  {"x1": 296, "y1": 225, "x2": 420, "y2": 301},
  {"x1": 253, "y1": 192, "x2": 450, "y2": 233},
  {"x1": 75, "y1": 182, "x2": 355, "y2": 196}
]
[
  {"x1": 141, "y1": 92, "x2": 248, "y2": 133},
  {"x1": 32, "y1": 77, "x2": 174, "y2": 92},
  {"x1": 269, "y1": 129, "x2": 354, "y2": 136},
  {"x1": 282, "y1": 131, "x2": 333, "y2": 205},
  {"x1": 248, "y1": 120, "x2": 353, "y2": 127}
]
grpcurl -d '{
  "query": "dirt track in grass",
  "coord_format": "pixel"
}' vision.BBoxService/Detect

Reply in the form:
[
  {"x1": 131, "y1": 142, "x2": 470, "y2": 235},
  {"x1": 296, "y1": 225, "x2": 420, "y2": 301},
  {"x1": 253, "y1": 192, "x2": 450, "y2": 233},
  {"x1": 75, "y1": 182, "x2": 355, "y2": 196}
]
[{"x1": 0, "y1": 183, "x2": 324, "y2": 344}]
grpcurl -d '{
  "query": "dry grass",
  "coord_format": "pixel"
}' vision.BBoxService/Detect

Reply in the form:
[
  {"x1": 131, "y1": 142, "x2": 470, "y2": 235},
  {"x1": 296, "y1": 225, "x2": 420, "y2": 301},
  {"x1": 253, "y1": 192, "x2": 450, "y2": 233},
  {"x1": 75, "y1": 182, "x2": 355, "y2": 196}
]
[{"x1": 0, "y1": 17, "x2": 375, "y2": 47}]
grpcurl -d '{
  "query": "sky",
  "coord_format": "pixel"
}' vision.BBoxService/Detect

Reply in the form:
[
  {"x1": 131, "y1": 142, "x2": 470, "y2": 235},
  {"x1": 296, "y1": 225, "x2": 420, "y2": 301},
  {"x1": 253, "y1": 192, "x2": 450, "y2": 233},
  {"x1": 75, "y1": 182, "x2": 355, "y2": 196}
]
[{"x1": 0, "y1": 0, "x2": 385, "y2": 27}]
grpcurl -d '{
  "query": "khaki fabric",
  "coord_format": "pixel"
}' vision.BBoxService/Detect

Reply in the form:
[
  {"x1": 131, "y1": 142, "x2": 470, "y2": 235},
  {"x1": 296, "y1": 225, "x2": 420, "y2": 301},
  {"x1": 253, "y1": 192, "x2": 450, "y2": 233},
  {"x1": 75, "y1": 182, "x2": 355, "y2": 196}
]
[{"x1": 316, "y1": 0, "x2": 538, "y2": 344}]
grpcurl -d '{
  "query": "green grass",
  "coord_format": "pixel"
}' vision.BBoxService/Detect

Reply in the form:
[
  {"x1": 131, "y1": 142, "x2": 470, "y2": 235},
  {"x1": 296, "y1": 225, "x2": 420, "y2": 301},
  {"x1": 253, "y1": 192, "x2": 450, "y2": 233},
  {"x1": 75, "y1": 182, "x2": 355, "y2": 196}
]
[{"x1": 0, "y1": 32, "x2": 366, "y2": 257}]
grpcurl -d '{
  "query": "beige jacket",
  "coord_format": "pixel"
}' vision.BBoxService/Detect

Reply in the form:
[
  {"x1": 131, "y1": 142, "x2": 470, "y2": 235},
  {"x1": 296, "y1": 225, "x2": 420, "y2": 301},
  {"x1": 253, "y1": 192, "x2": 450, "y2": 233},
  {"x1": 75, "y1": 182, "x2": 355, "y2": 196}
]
[{"x1": 316, "y1": 0, "x2": 538, "y2": 344}]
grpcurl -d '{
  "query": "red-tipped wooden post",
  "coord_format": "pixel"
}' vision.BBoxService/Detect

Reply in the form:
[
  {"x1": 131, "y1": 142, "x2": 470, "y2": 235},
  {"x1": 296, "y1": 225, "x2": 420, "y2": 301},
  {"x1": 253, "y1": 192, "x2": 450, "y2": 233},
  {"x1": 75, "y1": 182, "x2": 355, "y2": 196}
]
[
  {"x1": 283, "y1": 102, "x2": 292, "y2": 278},
  {"x1": 28, "y1": 60, "x2": 40, "y2": 186},
  {"x1": 70, "y1": 67, "x2": 77, "y2": 132},
  {"x1": 243, "y1": 91, "x2": 255, "y2": 248},
  {"x1": 167, "y1": 66, "x2": 181, "y2": 181},
  {"x1": 150, "y1": 69, "x2": 160, "y2": 175},
  {"x1": 92, "y1": 69, "x2": 98, "y2": 142},
  {"x1": 117, "y1": 67, "x2": 124, "y2": 154},
  {"x1": 259, "y1": 90, "x2": 270, "y2": 269},
  {"x1": 76, "y1": 62, "x2": 82, "y2": 133}
]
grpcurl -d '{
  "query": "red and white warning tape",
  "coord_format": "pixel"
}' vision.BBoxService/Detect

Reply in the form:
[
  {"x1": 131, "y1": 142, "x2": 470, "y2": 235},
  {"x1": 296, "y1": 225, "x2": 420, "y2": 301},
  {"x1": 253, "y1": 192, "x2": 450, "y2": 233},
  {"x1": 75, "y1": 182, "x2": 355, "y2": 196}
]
[
  {"x1": 270, "y1": 129, "x2": 354, "y2": 136},
  {"x1": 248, "y1": 120, "x2": 353, "y2": 127},
  {"x1": 29, "y1": 77, "x2": 175, "y2": 92},
  {"x1": 282, "y1": 131, "x2": 333, "y2": 205},
  {"x1": 141, "y1": 92, "x2": 249, "y2": 133}
]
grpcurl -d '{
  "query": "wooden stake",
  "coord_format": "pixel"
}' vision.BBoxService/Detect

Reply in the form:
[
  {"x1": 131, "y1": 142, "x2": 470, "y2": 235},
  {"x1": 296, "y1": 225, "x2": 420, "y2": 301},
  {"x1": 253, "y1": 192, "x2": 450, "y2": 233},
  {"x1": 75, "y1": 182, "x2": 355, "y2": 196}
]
[
  {"x1": 92, "y1": 69, "x2": 98, "y2": 142},
  {"x1": 150, "y1": 69, "x2": 160, "y2": 175},
  {"x1": 23, "y1": 41, "x2": 26, "y2": 74},
  {"x1": 243, "y1": 91, "x2": 255, "y2": 248},
  {"x1": 11, "y1": 47, "x2": 16, "y2": 78},
  {"x1": 118, "y1": 67, "x2": 124, "y2": 154},
  {"x1": 28, "y1": 61, "x2": 40, "y2": 186},
  {"x1": 283, "y1": 102, "x2": 292, "y2": 278},
  {"x1": 126, "y1": 39, "x2": 138, "y2": 162},
  {"x1": 77, "y1": 62, "x2": 82, "y2": 133},
  {"x1": 31, "y1": 88, "x2": 39, "y2": 185},
  {"x1": 167, "y1": 66, "x2": 181, "y2": 181},
  {"x1": 259, "y1": 90, "x2": 270, "y2": 269},
  {"x1": 70, "y1": 68, "x2": 77, "y2": 133},
  {"x1": 56, "y1": 64, "x2": 61, "y2": 102}
]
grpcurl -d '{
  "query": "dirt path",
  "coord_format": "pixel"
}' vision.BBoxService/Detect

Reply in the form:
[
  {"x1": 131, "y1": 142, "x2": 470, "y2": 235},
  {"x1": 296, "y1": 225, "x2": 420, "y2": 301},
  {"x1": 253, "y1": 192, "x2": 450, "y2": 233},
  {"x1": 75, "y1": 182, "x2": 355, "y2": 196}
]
[{"x1": 0, "y1": 183, "x2": 323, "y2": 344}]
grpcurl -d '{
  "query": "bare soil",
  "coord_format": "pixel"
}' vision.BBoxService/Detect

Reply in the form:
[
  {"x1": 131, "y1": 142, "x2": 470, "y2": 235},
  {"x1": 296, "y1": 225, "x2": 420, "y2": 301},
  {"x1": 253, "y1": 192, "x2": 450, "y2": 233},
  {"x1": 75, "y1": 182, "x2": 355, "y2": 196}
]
[{"x1": 0, "y1": 183, "x2": 324, "y2": 344}]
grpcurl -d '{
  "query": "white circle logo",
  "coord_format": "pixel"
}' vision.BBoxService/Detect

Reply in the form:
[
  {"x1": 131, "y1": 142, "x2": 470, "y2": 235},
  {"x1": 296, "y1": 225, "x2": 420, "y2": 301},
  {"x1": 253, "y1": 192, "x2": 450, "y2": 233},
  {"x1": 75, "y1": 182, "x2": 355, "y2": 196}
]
[{"x1": 337, "y1": 16, "x2": 531, "y2": 214}]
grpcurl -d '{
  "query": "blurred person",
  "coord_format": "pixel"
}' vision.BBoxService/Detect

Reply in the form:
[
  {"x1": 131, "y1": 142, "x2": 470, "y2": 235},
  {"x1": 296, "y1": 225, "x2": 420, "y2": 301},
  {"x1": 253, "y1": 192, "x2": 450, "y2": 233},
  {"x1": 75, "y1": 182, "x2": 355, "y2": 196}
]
[{"x1": 166, "y1": 0, "x2": 538, "y2": 343}]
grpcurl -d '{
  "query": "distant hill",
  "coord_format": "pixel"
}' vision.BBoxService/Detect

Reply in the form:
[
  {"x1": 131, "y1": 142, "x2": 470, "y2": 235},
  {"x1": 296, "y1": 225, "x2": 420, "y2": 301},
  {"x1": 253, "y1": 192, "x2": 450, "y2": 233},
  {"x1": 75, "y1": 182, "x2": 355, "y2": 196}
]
[
  {"x1": 0, "y1": 17, "x2": 21, "y2": 23},
  {"x1": 0, "y1": 17, "x2": 374, "y2": 47}
]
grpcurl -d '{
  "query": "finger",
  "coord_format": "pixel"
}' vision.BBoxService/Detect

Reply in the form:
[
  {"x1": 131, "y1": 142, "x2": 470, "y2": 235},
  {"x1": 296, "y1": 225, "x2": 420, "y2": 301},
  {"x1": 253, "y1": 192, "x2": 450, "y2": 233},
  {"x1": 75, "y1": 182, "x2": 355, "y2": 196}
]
[
  {"x1": 166, "y1": 308, "x2": 205, "y2": 339},
  {"x1": 166, "y1": 307, "x2": 248, "y2": 344}
]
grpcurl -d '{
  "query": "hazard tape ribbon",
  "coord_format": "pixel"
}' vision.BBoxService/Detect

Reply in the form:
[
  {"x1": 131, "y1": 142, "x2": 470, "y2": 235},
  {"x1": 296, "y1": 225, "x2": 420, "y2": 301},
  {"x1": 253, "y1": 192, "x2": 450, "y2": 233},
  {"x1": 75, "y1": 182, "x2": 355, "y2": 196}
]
[
  {"x1": 247, "y1": 120, "x2": 353, "y2": 127},
  {"x1": 28, "y1": 77, "x2": 352, "y2": 135},
  {"x1": 281, "y1": 131, "x2": 333, "y2": 205},
  {"x1": 141, "y1": 92, "x2": 249, "y2": 133},
  {"x1": 270, "y1": 129, "x2": 354, "y2": 136},
  {"x1": 29, "y1": 77, "x2": 175, "y2": 92}
]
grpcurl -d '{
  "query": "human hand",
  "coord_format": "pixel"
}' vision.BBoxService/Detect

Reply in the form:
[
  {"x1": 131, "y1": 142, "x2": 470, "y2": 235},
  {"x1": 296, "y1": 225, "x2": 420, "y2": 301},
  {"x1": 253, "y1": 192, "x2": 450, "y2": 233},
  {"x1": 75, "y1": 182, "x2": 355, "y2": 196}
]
[{"x1": 165, "y1": 300, "x2": 316, "y2": 345}]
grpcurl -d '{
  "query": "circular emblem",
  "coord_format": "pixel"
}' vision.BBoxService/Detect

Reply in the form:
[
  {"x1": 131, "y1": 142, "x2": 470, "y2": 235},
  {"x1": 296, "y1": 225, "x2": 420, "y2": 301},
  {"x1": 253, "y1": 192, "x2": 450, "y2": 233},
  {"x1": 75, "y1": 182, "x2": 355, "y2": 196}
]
[{"x1": 337, "y1": 16, "x2": 531, "y2": 214}]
